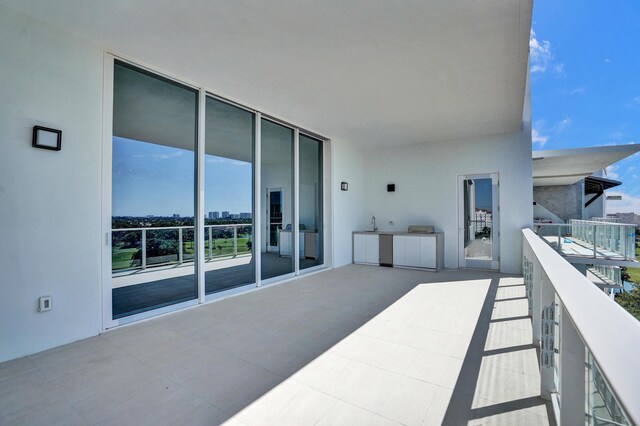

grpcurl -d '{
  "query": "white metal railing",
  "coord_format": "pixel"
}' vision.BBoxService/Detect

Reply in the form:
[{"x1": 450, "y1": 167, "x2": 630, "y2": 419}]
[
  {"x1": 533, "y1": 220, "x2": 636, "y2": 261},
  {"x1": 112, "y1": 224, "x2": 252, "y2": 273},
  {"x1": 590, "y1": 265, "x2": 622, "y2": 288},
  {"x1": 590, "y1": 217, "x2": 623, "y2": 223},
  {"x1": 522, "y1": 228, "x2": 640, "y2": 425}
]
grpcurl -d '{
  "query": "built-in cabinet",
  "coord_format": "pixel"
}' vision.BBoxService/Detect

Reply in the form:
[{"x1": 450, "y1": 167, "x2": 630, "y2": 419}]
[
  {"x1": 353, "y1": 234, "x2": 380, "y2": 264},
  {"x1": 353, "y1": 231, "x2": 444, "y2": 271},
  {"x1": 393, "y1": 235, "x2": 436, "y2": 269}
]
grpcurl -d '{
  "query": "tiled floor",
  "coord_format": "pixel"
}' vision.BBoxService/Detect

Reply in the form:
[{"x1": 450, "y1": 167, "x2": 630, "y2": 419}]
[{"x1": 0, "y1": 265, "x2": 553, "y2": 425}]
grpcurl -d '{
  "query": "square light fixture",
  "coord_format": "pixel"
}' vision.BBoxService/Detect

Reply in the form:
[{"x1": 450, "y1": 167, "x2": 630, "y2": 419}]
[{"x1": 32, "y1": 125, "x2": 62, "y2": 151}]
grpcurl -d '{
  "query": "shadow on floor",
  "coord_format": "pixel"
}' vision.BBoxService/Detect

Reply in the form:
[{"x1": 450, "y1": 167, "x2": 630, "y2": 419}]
[{"x1": 441, "y1": 278, "x2": 556, "y2": 425}]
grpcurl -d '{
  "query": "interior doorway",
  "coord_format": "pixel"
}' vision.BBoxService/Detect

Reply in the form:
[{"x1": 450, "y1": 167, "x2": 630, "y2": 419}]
[{"x1": 458, "y1": 173, "x2": 499, "y2": 270}]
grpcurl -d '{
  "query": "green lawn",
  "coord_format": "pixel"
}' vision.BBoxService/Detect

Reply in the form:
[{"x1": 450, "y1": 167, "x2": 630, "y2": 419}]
[{"x1": 627, "y1": 244, "x2": 640, "y2": 284}]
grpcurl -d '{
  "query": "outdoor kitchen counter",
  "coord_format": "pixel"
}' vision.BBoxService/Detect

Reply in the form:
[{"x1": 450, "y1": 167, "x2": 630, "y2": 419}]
[{"x1": 352, "y1": 231, "x2": 444, "y2": 271}]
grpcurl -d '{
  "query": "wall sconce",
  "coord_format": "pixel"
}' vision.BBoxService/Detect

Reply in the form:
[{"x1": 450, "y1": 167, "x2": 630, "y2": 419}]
[
  {"x1": 387, "y1": 184, "x2": 395, "y2": 192},
  {"x1": 341, "y1": 182, "x2": 348, "y2": 191},
  {"x1": 32, "y1": 126, "x2": 62, "y2": 151}
]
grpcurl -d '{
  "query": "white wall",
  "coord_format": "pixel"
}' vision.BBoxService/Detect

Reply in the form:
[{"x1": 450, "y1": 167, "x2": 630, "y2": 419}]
[
  {"x1": 331, "y1": 139, "x2": 365, "y2": 267},
  {"x1": 0, "y1": 7, "x2": 103, "y2": 362},
  {"x1": 361, "y1": 130, "x2": 533, "y2": 274}
]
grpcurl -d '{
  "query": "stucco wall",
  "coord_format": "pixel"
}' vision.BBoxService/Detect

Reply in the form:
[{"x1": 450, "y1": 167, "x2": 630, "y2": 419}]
[
  {"x1": 361, "y1": 130, "x2": 533, "y2": 274},
  {"x1": 0, "y1": 7, "x2": 103, "y2": 362}
]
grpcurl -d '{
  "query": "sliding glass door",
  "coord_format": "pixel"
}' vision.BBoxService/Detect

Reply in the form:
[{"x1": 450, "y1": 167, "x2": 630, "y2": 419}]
[
  {"x1": 204, "y1": 97, "x2": 255, "y2": 293},
  {"x1": 111, "y1": 60, "x2": 198, "y2": 319},
  {"x1": 260, "y1": 119, "x2": 295, "y2": 280},
  {"x1": 299, "y1": 134, "x2": 323, "y2": 270},
  {"x1": 108, "y1": 58, "x2": 326, "y2": 322}
]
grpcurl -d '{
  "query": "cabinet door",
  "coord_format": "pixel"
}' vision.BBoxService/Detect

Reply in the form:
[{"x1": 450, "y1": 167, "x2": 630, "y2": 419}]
[
  {"x1": 354, "y1": 235, "x2": 366, "y2": 263},
  {"x1": 393, "y1": 235, "x2": 405, "y2": 266},
  {"x1": 404, "y1": 236, "x2": 421, "y2": 267},
  {"x1": 365, "y1": 235, "x2": 379, "y2": 264},
  {"x1": 420, "y1": 237, "x2": 436, "y2": 268}
]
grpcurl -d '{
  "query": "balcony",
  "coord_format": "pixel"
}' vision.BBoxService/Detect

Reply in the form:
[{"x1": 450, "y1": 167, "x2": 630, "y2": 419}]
[
  {"x1": 533, "y1": 220, "x2": 637, "y2": 265},
  {"x1": 2, "y1": 229, "x2": 639, "y2": 425}
]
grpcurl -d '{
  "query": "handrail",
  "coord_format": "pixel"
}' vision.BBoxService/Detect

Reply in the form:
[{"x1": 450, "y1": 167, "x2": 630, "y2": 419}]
[
  {"x1": 569, "y1": 219, "x2": 638, "y2": 227},
  {"x1": 533, "y1": 221, "x2": 636, "y2": 261},
  {"x1": 113, "y1": 224, "x2": 252, "y2": 232},
  {"x1": 112, "y1": 224, "x2": 252, "y2": 272},
  {"x1": 523, "y1": 228, "x2": 640, "y2": 424}
]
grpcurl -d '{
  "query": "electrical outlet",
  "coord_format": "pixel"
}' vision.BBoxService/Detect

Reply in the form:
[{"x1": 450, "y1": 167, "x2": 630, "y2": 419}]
[{"x1": 38, "y1": 296, "x2": 52, "y2": 312}]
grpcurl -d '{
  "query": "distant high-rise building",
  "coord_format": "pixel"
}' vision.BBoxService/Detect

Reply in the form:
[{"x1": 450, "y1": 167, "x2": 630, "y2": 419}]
[
  {"x1": 610, "y1": 212, "x2": 640, "y2": 226},
  {"x1": 208, "y1": 211, "x2": 215, "y2": 219},
  {"x1": 212, "y1": 211, "x2": 220, "y2": 219},
  {"x1": 173, "y1": 213, "x2": 180, "y2": 218},
  {"x1": 221, "y1": 211, "x2": 230, "y2": 219},
  {"x1": 239, "y1": 212, "x2": 252, "y2": 219}
]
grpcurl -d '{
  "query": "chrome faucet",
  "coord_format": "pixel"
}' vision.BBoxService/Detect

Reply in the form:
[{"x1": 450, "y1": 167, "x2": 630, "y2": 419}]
[{"x1": 371, "y1": 216, "x2": 378, "y2": 231}]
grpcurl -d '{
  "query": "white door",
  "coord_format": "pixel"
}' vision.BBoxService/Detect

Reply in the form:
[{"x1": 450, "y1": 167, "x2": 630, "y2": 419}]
[{"x1": 458, "y1": 173, "x2": 499, "y2": 270}]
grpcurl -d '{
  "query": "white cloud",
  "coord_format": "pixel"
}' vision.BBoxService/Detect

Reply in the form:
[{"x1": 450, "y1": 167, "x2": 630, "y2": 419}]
[
  {"x1": 569, "y1": 87, "x2": 586, "y2": 95},
  {"x1": 529, "y1": 30, "x2": 564, "y2": 75},
  {"x1": 532, "y1": 128, "x2": 548, "y2": 147},
  {"x1": 529, "y1": 30, "x2": 552, "y2": 73},
  {"x1": 605, "y1": 165, "x2": 620, "y2": 180},
  {"x1": 604, "y1": 58, "x2": 612, "y2": 63},
  {"x1": 556, "y1": 117, "x2": 571, "y2": 132},
  {"x1": 606, "y1": 191, "x2": 640, "y2": 215},
  {"x1": 151, "y1": 151, "x2": 183, "y2": 160}
]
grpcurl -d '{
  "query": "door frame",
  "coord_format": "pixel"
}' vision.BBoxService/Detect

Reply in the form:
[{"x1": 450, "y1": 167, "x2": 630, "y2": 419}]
[
  {"x1": 101, "y1": 53, "x2": 332, "y2": 332},
  {"x1": 457, "y1": 172, "x2": 500, "y2": 270}
]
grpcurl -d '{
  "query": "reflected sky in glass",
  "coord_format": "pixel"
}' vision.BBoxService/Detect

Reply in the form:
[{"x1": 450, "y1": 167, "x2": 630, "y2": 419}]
[{"x1": 113, "y1": 136, "x2": 252, "y2": 217}]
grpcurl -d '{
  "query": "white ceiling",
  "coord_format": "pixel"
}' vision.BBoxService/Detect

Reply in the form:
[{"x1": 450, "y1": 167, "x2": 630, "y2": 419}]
[
  {"x1": 532, "y1": 145, "x2": 640, "y2": 186},
  {"x1": 3, "y1": 0, "x2": 532, "y2": 148}
]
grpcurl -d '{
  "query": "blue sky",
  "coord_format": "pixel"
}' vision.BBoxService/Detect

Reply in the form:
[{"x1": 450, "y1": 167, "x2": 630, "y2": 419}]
[
  {"x1": 531, "y1": 1, "x2": 640, "y2": 214},
  {"x1": 113, "y1": 137, "x2": 251, "y2": 217}
]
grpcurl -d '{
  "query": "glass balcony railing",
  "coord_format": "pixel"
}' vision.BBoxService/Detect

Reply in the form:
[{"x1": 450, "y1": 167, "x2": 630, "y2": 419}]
[
  {"x1": 112, "y1": 224, "x2": 253, "y2": 274},
  {"x1": 533, "y1": 220, "x2": 636, "y2": 261}
]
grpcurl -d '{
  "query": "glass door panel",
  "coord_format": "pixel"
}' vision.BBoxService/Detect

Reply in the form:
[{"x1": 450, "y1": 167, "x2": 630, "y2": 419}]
[
  {"x1": 299, "y1": 134, "x2": 323, "y2": 270},
  {"x1": 204, "y1": 96, "x2": 255, "y2": 294},
  {"x1": 459, "y1": 173, "x2": 499, "y2": 269},
  {"x1": 111, "y1": 61, "x2": 198, "y2": 319},
  {"x1": 261, "y1": 120, "x2": 294, "y2": 280}
]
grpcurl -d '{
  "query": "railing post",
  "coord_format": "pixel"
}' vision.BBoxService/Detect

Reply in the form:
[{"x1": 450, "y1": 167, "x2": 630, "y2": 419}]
[
  {"x1": 208, "y1": 226, "x2": 212, "y2": 260},
  {"x1": 178, "y1": 227, "x2": 183, "y2": 264},
  {"x1": 141, "y1": 229, "x2": 147, "y2": 270},
  {"x1": 593, "y1": 225, "x2": 597, "y2": 258},
  {"x1": 233, "y1": 225, "x2": 238, "y2": 257},
  {"x1": 558, "y1": 303, "x2": 586, "y2": 425},
  {"x1": 540, "y1": 271, "x2": 556, "y2": 401}
]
